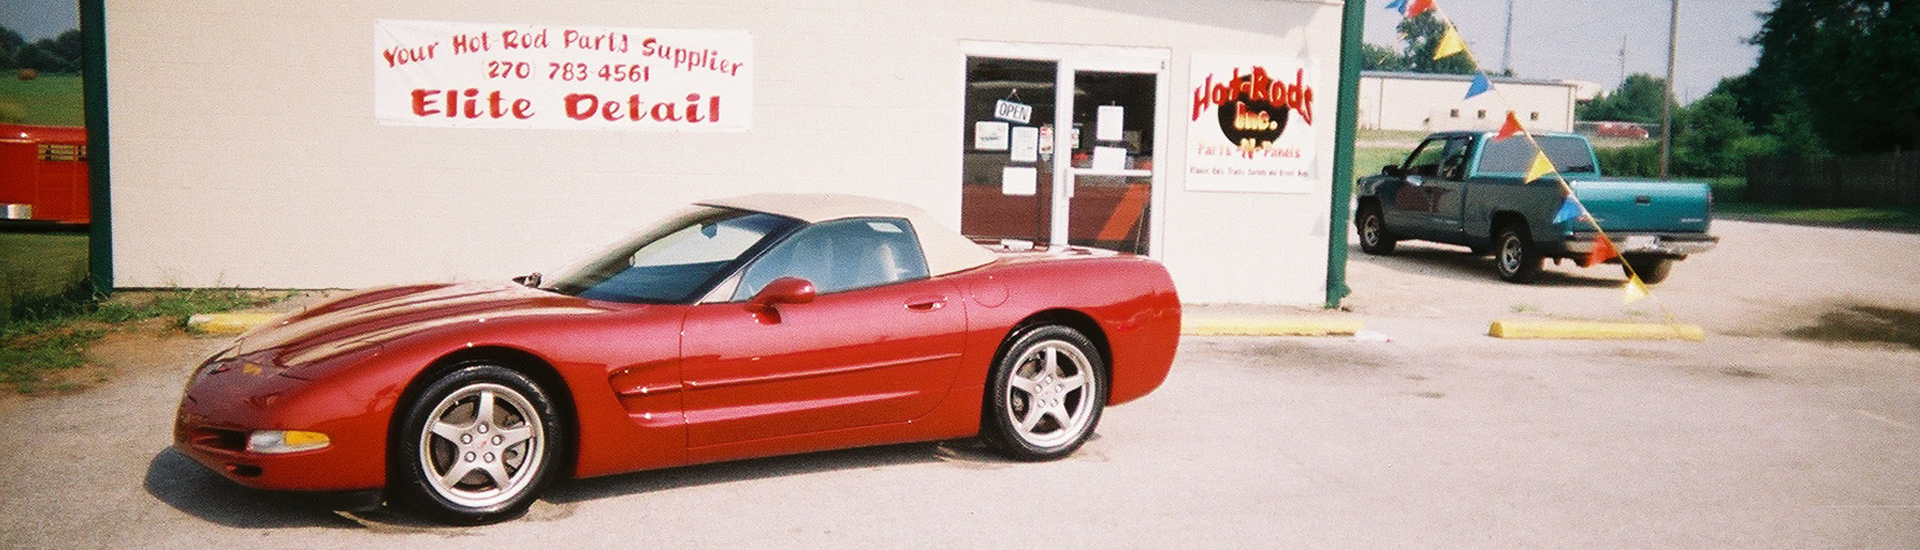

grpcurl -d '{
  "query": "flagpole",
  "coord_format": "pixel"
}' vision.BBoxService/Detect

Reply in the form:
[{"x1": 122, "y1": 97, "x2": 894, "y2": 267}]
[{"x1": 1660, "y1": 0, "x2": 1679, "y2": 180}]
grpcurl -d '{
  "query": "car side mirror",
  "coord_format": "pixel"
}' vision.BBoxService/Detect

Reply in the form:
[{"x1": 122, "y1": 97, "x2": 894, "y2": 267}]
[
  {"x1": 746, "y1": 276, "x2": 815, "y2": 323},
  {"x1": 1381, "y1": 164, "x2": 1403, "y2": 177}
]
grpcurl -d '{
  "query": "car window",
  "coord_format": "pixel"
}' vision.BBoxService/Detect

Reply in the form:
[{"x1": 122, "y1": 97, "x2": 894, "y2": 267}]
[
  {"x1": 543, "y1": 207, "x2": 801, "y2": 304},
  {"x1": 1476, "y1": 135, "x2": 1600, "y2": 178},
  {"x1": 733, "y1": 218, "x2": 931, "y2": 300},
  {"x1": 1438, "y1": 137, "x2": 1473, "y2": 179},
  {"x1": 1404, "y1": 138, "x2": 1449, "y2": 176}
]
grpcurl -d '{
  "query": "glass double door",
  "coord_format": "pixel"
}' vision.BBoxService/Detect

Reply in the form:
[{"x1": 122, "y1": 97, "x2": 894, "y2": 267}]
[{"x1": 961, "y1": 52, "x2": 1162, "y2": 254}]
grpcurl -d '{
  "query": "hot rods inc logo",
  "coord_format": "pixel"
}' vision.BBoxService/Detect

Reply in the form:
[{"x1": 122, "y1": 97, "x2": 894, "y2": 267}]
[{"x1": 1190, "y1": 66, "x2": 1314, "y2": 156}]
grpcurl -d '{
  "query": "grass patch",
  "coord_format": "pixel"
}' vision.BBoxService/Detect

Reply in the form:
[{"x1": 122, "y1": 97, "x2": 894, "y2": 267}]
[
  {"x1": 1, "y1": 233, "x2": 90, "y2": 325},
  {"x1": 1716, "y1": 202, "x2": 1920, "y2": 230},
  {"x1": 0, "y1": 74, "x2": 85, "y2": 126},
  {"x1": 0, "y1": 288, "x2": 291, "y2": 394}
]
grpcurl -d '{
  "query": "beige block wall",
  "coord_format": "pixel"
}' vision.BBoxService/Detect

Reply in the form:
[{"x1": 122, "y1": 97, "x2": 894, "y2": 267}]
[
  {"x1": 109, "y1": 0, "x2": 1345, "y2": 304},
  {"x1": 1359, "y1": 74, "x2": 1576, "y2": 133}
]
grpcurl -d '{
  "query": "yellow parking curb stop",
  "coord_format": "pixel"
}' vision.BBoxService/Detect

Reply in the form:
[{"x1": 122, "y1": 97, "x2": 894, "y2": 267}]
[
  {"x1": 1183, "y1": 318, "x2": 1363, "y2": 337},
  {"x1": 1488, "y1": 320, "x2": 1706, "y2": 341},
  {"x1": 186, "y1": 313, "x2": 282, "y2": 335}
]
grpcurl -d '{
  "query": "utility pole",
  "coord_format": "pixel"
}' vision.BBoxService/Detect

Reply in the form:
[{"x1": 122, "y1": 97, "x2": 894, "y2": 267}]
[
  {"x1": 1660, "y1": 0, "x2": 1679, "y2": 180},
  {"x1": 1501, "y1": 0, "x2": 1515, "y2": 75}
]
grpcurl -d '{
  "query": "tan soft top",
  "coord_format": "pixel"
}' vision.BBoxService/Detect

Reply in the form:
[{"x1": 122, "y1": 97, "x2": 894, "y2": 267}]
[{"x1": 699, "y1": 193, "x2": 997, "y2": 277}]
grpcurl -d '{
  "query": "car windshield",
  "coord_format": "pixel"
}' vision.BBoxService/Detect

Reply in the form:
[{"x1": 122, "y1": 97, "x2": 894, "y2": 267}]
[
  {"x1": 1476, "y1": 135, "x2": 1599, "y2": 178},
  {"x1": 539, "y1": 206, "x2": 802, "y2": 304}
]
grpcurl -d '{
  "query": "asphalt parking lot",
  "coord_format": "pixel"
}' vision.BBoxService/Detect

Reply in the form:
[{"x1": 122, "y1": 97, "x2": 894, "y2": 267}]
[{"x1": 2, "y1": 219, "x2": 1916, "y2": 549}]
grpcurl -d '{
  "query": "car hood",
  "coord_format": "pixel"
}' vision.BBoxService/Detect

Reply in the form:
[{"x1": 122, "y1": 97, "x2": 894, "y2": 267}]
[{"x1": 235, "y1": 281, "x2": 617, "y2": 364}]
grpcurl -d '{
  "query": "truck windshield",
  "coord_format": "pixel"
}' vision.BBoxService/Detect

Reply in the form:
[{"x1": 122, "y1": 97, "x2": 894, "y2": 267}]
[{"x1": 1476, "y1": 135, "x2": 1598, "y2": 179}]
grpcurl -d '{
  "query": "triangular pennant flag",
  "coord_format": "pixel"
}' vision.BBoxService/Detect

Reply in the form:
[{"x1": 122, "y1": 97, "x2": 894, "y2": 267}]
[
  {"x1": 1407, "y1": 0, "x2": 1435, "y2": 18},
  {"x1": 1552, "y1": 196, "x2": 1582, "y2": 223},
  {"x1": 1587, "y1": 235, "x2": 1620, "y2": 266},
  {"x1": 1622, "y1": 275, "x2": 1650, "y2": 304},
  {"x1": 1433, "y1": 27, "x2": 1465, "y2": 59},
  {"x1": 1523, "y1": 151, "x2": 1554, "y2": 183},
  {"x1": 1495, "y1": 112, "x2": 1524, "y2": 141},
  {"x1": 1386, "y1": 0, "x2": 1408, "y2": 14},
  {"x1": 1464, "y1": 73, "x2": 1491, "y2": 99}
]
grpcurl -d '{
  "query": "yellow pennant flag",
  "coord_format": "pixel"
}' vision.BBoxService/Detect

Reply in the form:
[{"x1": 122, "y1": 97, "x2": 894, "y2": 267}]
[
  {"x1": 1523, "y1": 151, "x2": 1553, "y2": 184},
  {"x1": 1433, "y1": 27, "x2": 1466, "y2": 59},
  {"x1": 1622, "y1": 275, "x2": 1650, "y2": 304}
]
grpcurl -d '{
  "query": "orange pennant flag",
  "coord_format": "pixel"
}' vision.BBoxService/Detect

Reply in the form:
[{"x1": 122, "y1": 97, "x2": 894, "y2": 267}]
[
  {"x1": 1622, "y1": 275, "x2": 1650, "y2": 304},
  {"x1": 1407, "y1": 0, "x2": 1435, "y2": 17},
  {"x1": 1523, "y1": 151, "x2": 1553, "y2": 183},
  {"x1": 1587, "y1": 235, "x2": 1619, "y2": 266},
  {"x1": 1496, "y1": 112, "x2": 1523, "y2": 141},
  {"x1": 1433, "y1": 27, "x2": 1466, "y2": 59}
]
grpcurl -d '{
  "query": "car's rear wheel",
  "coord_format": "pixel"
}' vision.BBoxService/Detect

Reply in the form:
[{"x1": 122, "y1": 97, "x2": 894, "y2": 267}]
[
  {"x1": 1621, "y1": 254, "x2": 1675, "y2": 284},
  {"x1": 393, "y1": 363, "x2": 560, "y2": 525},
  {"x1": 1495, "y1": 221, "x2": 1543, "y2": 283},
  {"x1": 1357, "y1": 204, "x2": 1397, "y2": 255},
  {"x1": 982, "y1": 325, "x2": 1106, "y2": 461}
]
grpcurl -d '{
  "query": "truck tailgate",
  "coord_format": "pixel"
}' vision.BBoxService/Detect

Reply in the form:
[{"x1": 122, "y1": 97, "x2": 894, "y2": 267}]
[{"x1": 1569, "y1": 180, "x2": 1712, "y2": 233}]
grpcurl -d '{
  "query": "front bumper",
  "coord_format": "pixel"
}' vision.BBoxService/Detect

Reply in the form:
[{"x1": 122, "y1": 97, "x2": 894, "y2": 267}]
[
  {"x1": 173, "y1": 356, "x2": 388, "y2": 492},
  {"x1": 1564, "y1": 232, "x2": 1719, "y2": 258}
]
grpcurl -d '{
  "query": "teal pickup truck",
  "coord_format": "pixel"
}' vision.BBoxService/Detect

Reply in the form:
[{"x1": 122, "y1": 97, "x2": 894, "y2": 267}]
[{"x1": 1354, "y1": 131, "x2": 1718, "y2": 284}]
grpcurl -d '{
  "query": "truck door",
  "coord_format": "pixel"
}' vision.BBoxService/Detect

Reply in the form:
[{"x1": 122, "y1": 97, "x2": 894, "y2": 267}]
[{"x1": 1426, "y1": 136, "x2": 1474, "y2": 238}]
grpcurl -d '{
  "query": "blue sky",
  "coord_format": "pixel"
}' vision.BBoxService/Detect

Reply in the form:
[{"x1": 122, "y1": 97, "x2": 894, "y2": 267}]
[
  {"x1": 6, "y1": 0, "x2": 1770, "y2": 102},
  {"x1": 1366, "y1": 0, "x2": 1779, "y2": 102},
  {"x1": 1, "y1": 0, "x2": 78, "y2": 41}
]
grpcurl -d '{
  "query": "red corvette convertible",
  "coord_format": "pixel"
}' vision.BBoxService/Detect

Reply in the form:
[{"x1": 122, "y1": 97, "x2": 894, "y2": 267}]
[{"x1": 174, "y1": 194, "x2": 1181, "y2": 524}]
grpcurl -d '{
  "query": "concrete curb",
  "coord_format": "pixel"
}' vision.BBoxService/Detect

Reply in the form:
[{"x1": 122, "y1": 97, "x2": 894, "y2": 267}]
[
  {"x1": 186, "y1": 312, "x2": 281, "y2": 335},
  {"x1": 1182, "y1": 317, "x2": 1364, "y2": 337},
  {"x1": 1488, "y1": 320, "x2": 1706, "y2": 342}
]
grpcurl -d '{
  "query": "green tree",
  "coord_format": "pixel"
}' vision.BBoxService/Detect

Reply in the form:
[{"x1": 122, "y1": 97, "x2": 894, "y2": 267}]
[
  {"x1": 1748, "y1": 0, "x2": 1919, "y2": 154},
  {"x1": 1361, "y1": 42, "x2": 1411, "y2": 72},
  {"x1": 0, "y1": 26, "x2": 23, "y2": 70},
  {"x1": 1577, "y1": 74, "x2": 1672, "y2": 124},
  {"x1": 1388, "y1": 13, "x2": 1477, "y2": 75}
]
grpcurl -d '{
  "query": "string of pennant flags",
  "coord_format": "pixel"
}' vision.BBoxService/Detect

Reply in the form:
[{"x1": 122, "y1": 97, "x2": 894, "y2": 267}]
[{"x1": 1381, "y1": 0, "x2": 1674, "y2": 316}]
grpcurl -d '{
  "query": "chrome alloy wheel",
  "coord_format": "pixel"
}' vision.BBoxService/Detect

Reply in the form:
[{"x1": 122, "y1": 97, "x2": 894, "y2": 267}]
[
  {"x1": 1361, "y1": 214, "x2": 1383, "y2": 248},
  {"x1": 1003, "y1": 340, "x2": 1097, "y2": 448},
  {"x1": 418, "y1": 383, "x2": 545, "y2": 509},
  {"x1": 1499, "y1": 233, "x2": 1525, "y2": 275}
]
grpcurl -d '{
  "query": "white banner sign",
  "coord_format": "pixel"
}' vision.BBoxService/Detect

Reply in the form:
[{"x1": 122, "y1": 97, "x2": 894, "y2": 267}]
[
  {"x1": 1185, "y1": 54, "x2": 1318, "y2": 193},
  {"x1": 374, "y1": 20, "x2": 752, "y2": 131}
]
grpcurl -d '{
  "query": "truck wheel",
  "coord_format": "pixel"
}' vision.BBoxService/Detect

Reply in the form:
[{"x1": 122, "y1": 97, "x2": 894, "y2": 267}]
[
  {"x1": 1495, "y1": 222, "x2": 1542, "y2": 283},
  {"x1": 1357, "y1": 204, "x2": 1397, "y2": 255},
  {"x1": 1621, "y1": 255, "x2": 1674, "y2": 284}
]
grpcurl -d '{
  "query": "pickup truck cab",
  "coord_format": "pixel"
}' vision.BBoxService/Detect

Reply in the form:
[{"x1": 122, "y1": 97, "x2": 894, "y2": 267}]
[{"x1": 1354, "y1": 131, "x2": 1717, "y2": 283}]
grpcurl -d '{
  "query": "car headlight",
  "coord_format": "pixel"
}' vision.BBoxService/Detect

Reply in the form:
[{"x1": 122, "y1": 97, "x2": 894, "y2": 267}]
[{"x1": 246, "y1": 430, "x2": 332, "y2": 454}]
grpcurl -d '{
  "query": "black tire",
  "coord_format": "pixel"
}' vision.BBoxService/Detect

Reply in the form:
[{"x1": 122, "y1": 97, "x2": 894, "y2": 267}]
[
  {"x1": 1621, "y1": 255, "x2": 1675, "y2": 285},
  {"x1": 1495, "y1": 221, "x2": 1543, "y2": 283},
  {"x1": 393, "y1": 363, "x2": 561, "y2": 525},
  {"x1": 1356, "y1": 204, "x2": 1397, "y2": 255},
  {"x1": 981, "y1": 325, "x2": 1107, "y2": 461}
]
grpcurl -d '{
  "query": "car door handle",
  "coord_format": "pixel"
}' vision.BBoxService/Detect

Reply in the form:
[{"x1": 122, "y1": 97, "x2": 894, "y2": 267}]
[{"x1": 905, "y1": 297, "x2": 946, "y2": 311}]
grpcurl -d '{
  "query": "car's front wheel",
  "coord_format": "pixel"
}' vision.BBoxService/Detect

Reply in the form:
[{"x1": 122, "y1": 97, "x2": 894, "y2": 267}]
[
  {"x1": 1357, "y1": 204, "x2": 1397, "y2": 255},
  {"x1": 393, "y1": 363, "x2": 560, "y2": 525},
  {"x1": 982, "y1": 325, "x2": 1107, "y2": 461}
]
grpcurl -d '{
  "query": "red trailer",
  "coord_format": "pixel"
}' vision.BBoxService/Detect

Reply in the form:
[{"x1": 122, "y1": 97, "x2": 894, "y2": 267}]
[{"x1": 1, "y1": 124, "x2": 90, "y2": 225}]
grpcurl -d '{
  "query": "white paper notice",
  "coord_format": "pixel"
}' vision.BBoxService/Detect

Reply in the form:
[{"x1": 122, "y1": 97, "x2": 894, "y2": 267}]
[
  {"x1": 1009, "y1": 126, "x2": 1039, "y2": 163},
  {"x1": 975, "y1": 121, "x2": 1009, "y2": 150},
  {"x1": 1001, "y1": 166, "x2": 1037, "y2": 196},
  {"x1": 1092, "y1": 146, "x2": 1127, "y2": 171},
  {"x1": 1096, "y1": 105, "x2": 1125, "y2": 142}
]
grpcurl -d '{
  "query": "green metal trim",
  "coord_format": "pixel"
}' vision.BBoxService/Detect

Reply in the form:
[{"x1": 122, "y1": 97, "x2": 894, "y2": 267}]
[
  {"x1": 82, "y1": 0, "x2": 111, "y2": 295},
  {"x1": 1325, "y1": 0, "x2": 1366, "y2": 308}
]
